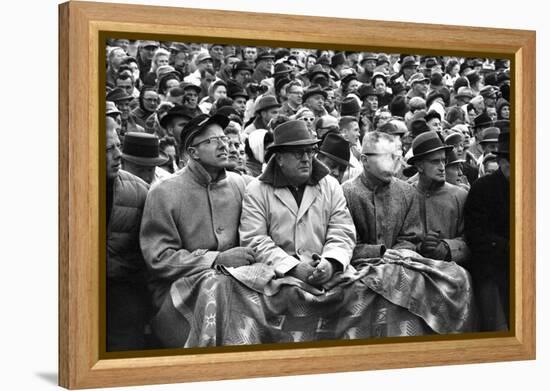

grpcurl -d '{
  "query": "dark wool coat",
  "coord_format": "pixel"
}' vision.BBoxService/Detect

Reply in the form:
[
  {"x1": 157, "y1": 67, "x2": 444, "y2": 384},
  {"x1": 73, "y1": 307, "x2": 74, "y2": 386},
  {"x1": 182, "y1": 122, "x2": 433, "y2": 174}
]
[{"x1": 343, "y1": 174, "x2": 422, "y2": 259}]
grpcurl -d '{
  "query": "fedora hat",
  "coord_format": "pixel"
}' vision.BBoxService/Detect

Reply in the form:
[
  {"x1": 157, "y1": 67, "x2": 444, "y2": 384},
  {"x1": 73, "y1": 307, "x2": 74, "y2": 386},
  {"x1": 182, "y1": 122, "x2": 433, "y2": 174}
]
[
  {"x1": 106, "y1": 87, "x2": 133, "y2": 103},
  {"x1": 340, "y1": 96, "x2": 361, "y2": 116},
  {"x1": 318, "y1": 133, "x2": 352, "y2": 167},
  {"x1": 424, "y1": 110, "x2": 441, "y2": 123},
  {"x1": 268, "y1": 120, "x2": 320, "y2": 151},
  {"x1": 308, "y1": 64, "x2": 330, "y2": 80},
  {"x1": 444, "y1": 131, "x2": 464, "y2": 146},
  {"x1": 232, "y1": 61, "x2": 254, "y2": 75},
  {"x1": 426, "y1": 90, "x2": 446, "y2": 108},
  {"x1": 407, "y1": 131, "x2": 453, "y2": 165},
  {"x1": 227, "y1": 84, "x2": 248, "y2": 100},
  {"x1": 255, "y1": 49, "x2": 275, "y2": 63},
  {"x1": 180, "y1": 113, "x2": 230, "y2": 150},
  {"x1": 302, "y1": 84, "x2": 328, "y2": 101},
  {"x1": 195, "y1": 52, "x2": 212, "y2": 64},
  {"x1": 106, "y1": 101, "x2": 121, "y2": 116},
  {"x1": 479, "y1": 127, "x2": 500, "y2": 144},
  {"x1": 254, "y1": 95, "x2": 281, "y2": 115},
  {"x1": 360, "y1": 52, "x2": 378, "y2": 65},
  {"x1": 159, "y1": 105, "x2": 195, "y2": 129},
  {"x1": 121, "y1": 132, "x2": 169, "y2": 167},
  {"x1": 480, "y1": 85, "x2": 499, "y2": 99},
  {"x1": 455, "y1": 86, "x2": 475, "y2": 100},
  {"x1": 473, "y1": 111, "x2": 494, "y2": 129},
  {"x1": 180, "y1": 82, "x2": 202, "y2": 95},
  {"x1": 358, "y1": 84, "x2": 377, "y2": 100},
  {"x1": 407, "y1": 73, "x2": 429, "y2": 88},
  {"x1": 401, "y1": 56, "x2": 418, "y2": 69},
  {"x1": 273, "y1": 63, "x2": 293, "y2": 78}
]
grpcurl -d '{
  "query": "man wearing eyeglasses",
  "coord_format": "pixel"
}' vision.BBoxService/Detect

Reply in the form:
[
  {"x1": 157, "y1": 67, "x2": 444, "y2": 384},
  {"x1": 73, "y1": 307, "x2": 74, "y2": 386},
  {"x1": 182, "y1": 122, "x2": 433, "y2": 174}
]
[
  {"x1": 240, "y1": 119, "x2": 355, "y2": 289},
  {"x1": 279, "y1": 81, "x2": 303, "y2": 117},
  {"x1": 343, "y1": 131, "x2": 422, "y2": 260},
  {"x1": 140, "y1": 113, "x2": 255, "y2": 346},
  {"x1": 408, "y1": 131, "x2": 470, "y2": 265}
]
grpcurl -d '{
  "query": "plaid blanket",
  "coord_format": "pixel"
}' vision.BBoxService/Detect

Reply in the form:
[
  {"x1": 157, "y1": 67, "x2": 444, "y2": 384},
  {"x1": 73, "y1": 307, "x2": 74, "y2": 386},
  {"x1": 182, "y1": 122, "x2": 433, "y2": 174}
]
[{"x1": 154, "y1": 256, "x2": 474, "y2": 348}]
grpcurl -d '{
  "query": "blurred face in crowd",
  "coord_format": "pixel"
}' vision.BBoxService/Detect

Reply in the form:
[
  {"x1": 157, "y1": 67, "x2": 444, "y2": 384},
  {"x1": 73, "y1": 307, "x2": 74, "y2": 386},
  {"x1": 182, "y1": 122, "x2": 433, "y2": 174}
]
[
  {"x1": 143, "y1": 90, "x2": 160, "y2": 112},
  {"x1": 499, "y1": 105, "x2": 510, "y2": 120},
  {"x1": 106, "y1": 118, "x2": 122, "y2": 180},
  {"x1": 317, "y1": 154, "x2": 347, "y2": 183},
  {"x1": 347, "y1": 79, "x2": 361, "y2": 95},
  {"x1": 373, "y1": 77, "x2": 386, "y2": 95},
  {"x1": 210, "y1": 45, "x2": 225, "y2": 61},
  {"x1": 184, "y1": 88, "x2": 199, "y2": 108},
  {"x1": 127, "y1": 61, "x2": 140, "y2": 82},
  {"x1": 365, "y1": 95, "x2": 378, "y2": 111},
  {"x1": 235, "y1": 69, "x2": 252, "y2": 86},
  {"x1": 140, "y1": 44, "x2": 158, "y2": 61},
  {"x1": 224, "y1": 45, "x2": 237, "y2": 57},
  {"x1": 212, "y1": 84, "x2": 227, "y2": 101},
  {"x1": 173, "y1": 51, "x2": 188, "y2": 68},
  {"x1": 487, "y1": 107, "x2": 498, "y2": 122},
  {"x1": 258, "y1": 58, "x2": 275, "y2": 74},
  {"x1": 445, "y1": 162, "x2": 464, "y2": 186},
  {"x1": 168, "y1": 117, "x2": 190, "y2": 141},
  {"x1": 482, "y1": 142, "x2": 499, "y2": 155},
  {"x1": 416, "y1": 149, "x2": 446, "y2": 185},
  {"x1": 188, "y1": 124, "x2": 229, "y2": 171},
  {"x1": 361, "y1": 137, "x2": 401, "y2": 184},
  {"x1": 197, "y1": 58, "x2": 214, "y2": 72},
  {"x1": 225, "y1": 133, "x2": 241, "y2": 170},
  {"x1": 115, "y1": 99, "x2": 131, "y2": 120},
  {"x1": 164, "y1": 78, "x2": 180, "y2": 93},
  {"x1": 305, "y1": 93, "x2": 325, "y2": 112},
  {"x1": 324, "y1": 89, "x2": 335, "y2": 111},
  {"x1": 243, "y1": 47, "x2": 257, "y2": 62},
  {"x1": 341, "y1": 120, "x2": 360, "y2": 146},
  {"x1": 225, "y1": 56, "x2": 240, "y2": 68},
  {"x1": 363, "y1": 59, "x2": 377, "y2": 73},
  {"x1": 201, "y1": 73, "x2": 216, "y2": 94},
  {"x1": 115, "y1": 77, "x2": 134, "y2": 96},
  {"x1": 306, "y1": 56, "x2": 317, "y2": 70},
  {"x1": 316, "y1": 116, "x2": 339, "y2": 139},
  {"x1": 275, "y1": 146, "x2": 315, "y2": 186},
  {"x1": 189, "y1": 43, "x2": 202, "y2": 55},
  {"x1": 297, "y1": 110, "x2": 316, "y2": 132},
  {"x1": 112, "y1": 39, "x2": 129, "y2": 53},
  {"x1": 403, "y1": 66, "x2": 416, "y2": 79},
  {"x1": 412, "y1": 80, "x2": 429, "y2": 96},
  {"x1": 232, "y1": 96, "x2": 247, "y2": 115},
  {"x1": 109, "y1": 47, "x2": 126, "y2": 70},
  {"x1": 156, "y1": 54, "x2": 169, "y2": 68},
  {"x1": 426, "y1": 117, "x2": 442, "y2": 133},
  {"x1": 260, "y1": 107, "x2": 280, "y2": 126},
  {"x1": 450, "y1": 63, "x2": 460, "y2": 76},
  {"x1": 287, "y1": 85, "x2": 303, "y2": 106}
]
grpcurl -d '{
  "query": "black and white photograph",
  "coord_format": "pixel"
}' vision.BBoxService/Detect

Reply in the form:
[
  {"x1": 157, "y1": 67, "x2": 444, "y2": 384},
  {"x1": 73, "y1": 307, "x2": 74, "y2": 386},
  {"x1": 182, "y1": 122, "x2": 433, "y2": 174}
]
[{"x1": 105, "y1": 38, "x2": 512, "y2": 352}]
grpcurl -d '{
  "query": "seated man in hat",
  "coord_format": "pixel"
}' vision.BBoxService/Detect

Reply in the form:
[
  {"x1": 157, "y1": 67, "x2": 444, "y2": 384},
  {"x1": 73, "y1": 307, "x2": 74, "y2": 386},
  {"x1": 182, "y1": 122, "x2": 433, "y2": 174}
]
[
  {"x1": 105, "y1": 117, "x2": 151, "y2": 351},
  {"x1": 158, "y1": 105, "x2": 194, "y2": 147},
  {"x1": 252, "y1": 50, "x2": 275, "y2": 83},
  {"x1": 406, "y1": 73, "x2": 430, "y2": 101},
  {"x1": 107, "y1": 87, "x2": 144, "y2": 137},
  {"x1": 339, "y1": 116, "x2": 364, "y2": 182},
  {"x1": 316, "y1": 133, "x2": 353, "y2": 184},
  {"x1": 140, "y1": 113, "x2": 255, "y2": 346},
  {"x1": 475, "y1": 127, "x2": 500, "y2": 176},
  {"x1": 302, "y1": 85, "x2": 329, "y2": 118},
  {"x1": 408, "y1": 131, "x2": 470, "y2": 265},
  {"x1": 343, "y1": 131, "x2": 422, "y2": 259},
  {"x1": 464, "y1": 131, "x2": 510, "y2": 331},
  {"x1": 121, "y1": 132, "x2": 171, "y2": 186},
  {"x1": 240, "y1": 119, "x2": 355, "y2": 289}
]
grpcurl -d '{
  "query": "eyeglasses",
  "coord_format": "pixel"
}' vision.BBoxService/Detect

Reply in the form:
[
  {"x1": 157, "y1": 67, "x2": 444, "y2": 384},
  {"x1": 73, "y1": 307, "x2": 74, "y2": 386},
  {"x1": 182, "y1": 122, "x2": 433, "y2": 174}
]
[
  {"x1": 288, "y1": 90, "x2": 303, "y2": 96},
  {"x1": 144, "y1": 98, "x2": 159, "y2": 103},
  {"x1": 191, "y1": 135, "x2": 229, "y2": 147},
  {"x1": 362, "y1": 152, "x2": 402, "y2": 162},
  {"x1": 300, "y1": 117, "x2": 316, "y2": 123},
  {"x1": 284, "y1": 147, "x2": 317, "y2": 160}
]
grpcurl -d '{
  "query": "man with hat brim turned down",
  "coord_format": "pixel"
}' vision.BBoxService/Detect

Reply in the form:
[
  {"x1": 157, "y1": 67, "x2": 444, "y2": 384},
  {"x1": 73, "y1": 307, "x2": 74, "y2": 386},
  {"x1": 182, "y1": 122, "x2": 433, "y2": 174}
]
[
  {"x1": 302, "y1": 84, "x2": 328, "y2": 118},
  {"x1": 244, "y1": 95, "x2": 281, "y2": 135},
  {"x1": 343, "y1": 131, "x2": 422, "y2": 259},
  {"x1": 107, "y1": 87, "x2": 145, "y2": 137},
  {"x1": 105, "y1": 117, "x2": 151, "y2": 351},
  {"x1": 121, "y1": 132, "x2": 170, "y2": 186},
  {"x1": 240, "y1": 119, "x2": 355, "y2": 289},
  {"x1": 252, "y1": 50, "x2": 275, "y2": 83},
  {"x1": 158, "y1": 104, "x2": 194, "y2": 145},
  {"x1": 316, "y1": 133, "x2": 353, "y2": 184},
  {"x1": 406, "y1": 73, "x2": 430, "y2": 101},
  {"x1": 464, "y1": 131, "x2": 510, "y2": 331},
  {"x1": 476, "y1": 126, "x2": 500, "y2": 176},
  {"x1": 140, "y1": 113, "x2": 254, "y2": 347},
  {"x1": 408, "y1": 131, "x2": 470, "y2": 265}
]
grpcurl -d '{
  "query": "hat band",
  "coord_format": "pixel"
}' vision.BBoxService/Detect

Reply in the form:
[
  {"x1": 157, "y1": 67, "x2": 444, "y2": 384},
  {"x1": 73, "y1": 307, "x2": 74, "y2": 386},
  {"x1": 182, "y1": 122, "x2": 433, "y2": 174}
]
[{"x1": 123, "y1": 143, "x2": 160, "y2": 158}]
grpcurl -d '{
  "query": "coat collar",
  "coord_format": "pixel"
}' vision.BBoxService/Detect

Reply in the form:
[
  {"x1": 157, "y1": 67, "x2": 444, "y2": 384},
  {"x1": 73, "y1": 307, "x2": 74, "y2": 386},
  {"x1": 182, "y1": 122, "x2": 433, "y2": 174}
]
[
  {"x1": 186, "y1": 159, "x2": 227, "y2": 187},
  {"x1": 360, "y1": 171, "x2": 392, "y2": 191}
]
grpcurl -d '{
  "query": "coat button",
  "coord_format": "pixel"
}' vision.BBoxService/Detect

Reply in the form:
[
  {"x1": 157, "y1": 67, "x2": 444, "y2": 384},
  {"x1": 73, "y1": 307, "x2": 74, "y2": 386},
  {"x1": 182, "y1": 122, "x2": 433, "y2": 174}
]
[{"x1": 216, "y1": 227, "x2": 224, "y2": 233}]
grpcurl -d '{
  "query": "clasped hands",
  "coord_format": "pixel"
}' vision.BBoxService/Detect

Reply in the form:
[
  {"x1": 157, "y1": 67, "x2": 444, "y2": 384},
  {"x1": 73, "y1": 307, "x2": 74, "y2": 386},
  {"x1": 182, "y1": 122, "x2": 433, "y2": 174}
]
[
  {"x1": 287, "y1": 254, "x2": 338, "y2": 288},
  {"x1": 214, "y1": 247, "x2": 256, "y2": 268}
]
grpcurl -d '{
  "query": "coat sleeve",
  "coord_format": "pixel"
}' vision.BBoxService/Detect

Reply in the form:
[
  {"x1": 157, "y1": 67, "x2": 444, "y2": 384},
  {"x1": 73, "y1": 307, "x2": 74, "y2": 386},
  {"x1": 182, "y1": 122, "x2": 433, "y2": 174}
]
[
  {"x1": 393, "y1": 186, "x2": 423, "y2": 251},
  {"x1": 140, "y1": 183, "x2": 219, "y2": 281},
  {"x1": 239, "y1": 182, "x2": 300, "y2": 277},
  {"x1": 321, "y1": 179, "x2": 357, "y2": 270},
  {"x1": 442, "y1": 188, "x2": 470, "y2": 265}
]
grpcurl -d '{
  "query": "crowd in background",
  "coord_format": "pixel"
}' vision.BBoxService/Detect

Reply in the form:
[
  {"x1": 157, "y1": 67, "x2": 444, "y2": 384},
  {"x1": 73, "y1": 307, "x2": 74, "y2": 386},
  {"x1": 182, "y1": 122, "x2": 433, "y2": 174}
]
[{"x1": 105, "y1": 38, "x2": 511, "y2": 351}]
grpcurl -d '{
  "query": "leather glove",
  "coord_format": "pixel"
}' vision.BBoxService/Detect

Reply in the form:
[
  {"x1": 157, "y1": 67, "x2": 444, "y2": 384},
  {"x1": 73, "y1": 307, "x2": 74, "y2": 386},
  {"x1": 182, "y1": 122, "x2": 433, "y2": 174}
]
[
  {"x1": 214, "y1": 247, "x2": 256, "y2": 268},
  {"x1": 419, "y1": 232, "x2": 450, "y2": 260}
]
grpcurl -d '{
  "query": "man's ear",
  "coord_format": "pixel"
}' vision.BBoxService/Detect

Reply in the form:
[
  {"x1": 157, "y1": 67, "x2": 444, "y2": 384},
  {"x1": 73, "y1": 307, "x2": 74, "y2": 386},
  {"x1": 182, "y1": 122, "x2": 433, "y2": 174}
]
[
  {"x1": 275, "y1": 153, "x2": 283, "y2": 167},
  {"x1": 187, "y1": 146, "x2": 199, "y2": 160}
]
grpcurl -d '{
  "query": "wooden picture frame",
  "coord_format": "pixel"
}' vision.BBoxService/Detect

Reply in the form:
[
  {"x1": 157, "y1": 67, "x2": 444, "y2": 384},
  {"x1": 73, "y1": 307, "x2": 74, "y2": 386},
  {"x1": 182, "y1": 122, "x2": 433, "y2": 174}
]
[{"x1": 59, "y1": 1, "x2": 536, "y2": 388}]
